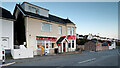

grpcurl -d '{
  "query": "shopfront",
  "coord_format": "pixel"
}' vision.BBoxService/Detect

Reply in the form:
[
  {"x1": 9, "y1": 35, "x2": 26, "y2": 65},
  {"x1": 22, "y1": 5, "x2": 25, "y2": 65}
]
[
  {"x1": 57, "y1": 36, "x2": 69, "y2": 53},
  {"x1": 36, "y1": 36, "x2": 57, "y2": 55},
  {"x1": 67, "y1": 35, "x2": 76, "y2": 51}
]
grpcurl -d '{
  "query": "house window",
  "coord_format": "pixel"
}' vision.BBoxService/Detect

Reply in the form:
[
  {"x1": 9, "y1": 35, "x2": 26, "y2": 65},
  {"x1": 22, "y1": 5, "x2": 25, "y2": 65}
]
[
  {"x1": 41, "y1": 22, "x2": 52, "y2": 32},
  {"x1": 72, "y1": 40, "x2": 74, "y2": 48},
  {"x1": 72, "y1": 27, "x2": 74, "y2": 35},
  {"x1": 58, "y1": 26, "x2": 62, "y2": 34},
  {"x1": 68, "y1": 27, "x2": 71, "y2": 35}
]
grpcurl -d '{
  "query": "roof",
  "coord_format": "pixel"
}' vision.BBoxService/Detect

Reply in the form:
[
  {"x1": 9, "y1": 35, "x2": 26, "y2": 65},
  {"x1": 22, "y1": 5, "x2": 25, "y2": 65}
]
[
  {"x1": 0, "y1": 7, "x2": 14, "y2": 20},
  {"x1": 56, "y1": 36, "x2": 66, "y2": 44},
  {"x1": 79, "y1": 35, "x2": 84, "y2": 37},
  {"x1": 21, "y1": 2, "x2": 49, "y2": 11},
  {"x1": 14, "y1": 4, "x2": 75, "y2": 25}
]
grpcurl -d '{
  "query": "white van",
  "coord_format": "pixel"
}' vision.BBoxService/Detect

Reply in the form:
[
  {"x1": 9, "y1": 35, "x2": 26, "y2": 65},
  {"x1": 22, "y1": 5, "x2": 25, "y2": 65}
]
[{"x1": 0, "y1": 46, "x2": 5, "y2": 64}]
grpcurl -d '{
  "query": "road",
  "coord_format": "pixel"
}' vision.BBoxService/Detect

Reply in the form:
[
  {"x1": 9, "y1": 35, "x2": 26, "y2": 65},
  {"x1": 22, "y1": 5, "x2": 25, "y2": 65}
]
[{"x1": 3, "y1": 49, "x2": 119, "y2": 67}]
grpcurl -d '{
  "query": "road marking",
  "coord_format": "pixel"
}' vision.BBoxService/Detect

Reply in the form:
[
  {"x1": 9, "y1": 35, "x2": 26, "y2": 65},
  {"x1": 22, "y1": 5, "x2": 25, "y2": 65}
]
[
  {"x1": 0, "y1": 62, "x2": 16, "y2": 67},
  {"x1": 56, "y1": 66, "x2": 64, "y2": 68},
  {"x1": 78, "y1": 58, "x2": 96, "y2": 64},
  {"x1": 117, "y1": 50, "x2": 120, "y2": 55}
]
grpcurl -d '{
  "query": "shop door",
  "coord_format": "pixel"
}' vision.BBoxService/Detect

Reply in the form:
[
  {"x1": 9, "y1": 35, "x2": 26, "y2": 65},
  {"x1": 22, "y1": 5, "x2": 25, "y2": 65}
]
[
  {"x1": 45, "y1": 41, "x2": 50, "y2": 54},
  {"x1": 63, "y1": 43, "x2": 66, "y2": 52}
]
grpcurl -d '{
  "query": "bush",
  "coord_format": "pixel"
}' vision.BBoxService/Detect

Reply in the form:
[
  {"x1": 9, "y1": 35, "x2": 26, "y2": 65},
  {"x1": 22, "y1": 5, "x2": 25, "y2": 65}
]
[
  {"x1": 76, "y1": 38, "x2": 89, "y2": 45},
  {"x1": 5, "y1": 53, "x2": 13, "y2": 59}
]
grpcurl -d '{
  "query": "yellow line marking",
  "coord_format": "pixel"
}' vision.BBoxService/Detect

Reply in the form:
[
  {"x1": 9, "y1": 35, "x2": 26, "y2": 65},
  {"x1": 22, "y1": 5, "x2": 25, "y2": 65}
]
[{"x1": 0, "y1": 62, "x2": 16, "y2": 67}]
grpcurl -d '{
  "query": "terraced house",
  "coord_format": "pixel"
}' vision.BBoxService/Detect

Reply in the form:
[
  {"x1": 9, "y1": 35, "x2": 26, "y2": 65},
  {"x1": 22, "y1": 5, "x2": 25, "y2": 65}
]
[{"x1": 13, "y1": 2, "x2": 76, "y2": 55}]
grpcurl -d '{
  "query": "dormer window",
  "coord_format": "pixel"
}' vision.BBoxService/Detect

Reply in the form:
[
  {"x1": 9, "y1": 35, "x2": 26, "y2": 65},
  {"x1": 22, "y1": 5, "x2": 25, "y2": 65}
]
[
  {"x1": 36, "y1": 8, "x2": 39, "y2": 14},
  {"x1": 32, "y1": 7, "x2": 36, "y2": 13},
  {"x1": 28, "y1": 6, "x2": 39, "y2": 14}
]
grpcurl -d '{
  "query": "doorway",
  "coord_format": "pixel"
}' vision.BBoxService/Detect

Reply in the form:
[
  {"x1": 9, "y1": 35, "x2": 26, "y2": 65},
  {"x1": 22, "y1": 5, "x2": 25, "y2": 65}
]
[
  {"x1": 2, "y1": 37, "x2": 9, "y2": 49},
  {"x1": 63, "y1": 43, "x2": 66, "y2": 52}
]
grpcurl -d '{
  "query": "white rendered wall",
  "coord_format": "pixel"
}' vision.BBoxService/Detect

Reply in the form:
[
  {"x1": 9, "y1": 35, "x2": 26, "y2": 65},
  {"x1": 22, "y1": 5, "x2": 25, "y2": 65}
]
[
  {"x1": 2, "y1": 19, "x2": 13, "y2": 50},
  {"x1": 11, "y1": 48, "x2": 33, "y2": 59},
  {"x1": 0, "y1": 19, "x2": 2, "y2": 60},
  {"x1": 109, "y1": 42, "x2": 116, "y2": 49}
]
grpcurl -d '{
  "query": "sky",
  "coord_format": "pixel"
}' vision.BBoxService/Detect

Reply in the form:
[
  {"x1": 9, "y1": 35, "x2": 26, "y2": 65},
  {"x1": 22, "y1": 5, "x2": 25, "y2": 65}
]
[{"x1": 1, "y1": 2, "x2": 118, "y2": 39}]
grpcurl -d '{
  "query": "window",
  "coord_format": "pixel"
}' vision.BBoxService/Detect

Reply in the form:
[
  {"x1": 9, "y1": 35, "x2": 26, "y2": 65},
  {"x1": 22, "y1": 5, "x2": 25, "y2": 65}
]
[
  {"x1": 37, "y1": 40, "x2": 44, "y2": 49},
  {"x1": 46, "y1": 43, "x2": 48, "y2": 48},
  {"x1": 32, "y1": 7, "x2": 36, "y2": 13},
  {"x1": 28, "y1": 6, "x2": 32, "y2": 11},
  {"x1": 41, "y1": 23, "x2": 52, "y2": 32},
  {"x1": 68, "y1": 27, "x2": 71, "y2": 35},
  {"x1": 58, "y1": 26, "x2": 62, "y2": 34},
  {"x1": 72, "y1": 27, "x2": 74, "y2": 35},
  {"x1": 68, "y1": 43, "x2": 71, "y2": 48},
  {"x1": 52, "y1": 43, "x2": 55, "y2": 48},
  {"x1": 36, "y1": 8, "x2": 39, "y2": 14},
  {"x1": 28, "y1": 6, "x2": 39, "y2": 14},
  {"x1": 72, "y1": 40, "x2": 74, "y2": 48}
]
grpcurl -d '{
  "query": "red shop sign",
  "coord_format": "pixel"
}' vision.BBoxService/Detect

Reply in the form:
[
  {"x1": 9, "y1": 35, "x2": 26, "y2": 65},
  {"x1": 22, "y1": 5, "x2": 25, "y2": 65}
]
[
  {"x1": 36, "y1": 37, "x2": 57, "y2": 41},
  {"x1": 67, "y1": 36, "x2": 75, "y2": 40}
]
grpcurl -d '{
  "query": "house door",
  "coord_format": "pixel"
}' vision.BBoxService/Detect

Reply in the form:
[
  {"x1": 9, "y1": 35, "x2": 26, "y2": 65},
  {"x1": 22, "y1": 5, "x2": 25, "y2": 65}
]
[
  {"x1": 2, "y1": 37, "x2": 9, "y2": 49},
  {"x1": 63, "y1": 43, "x2": 66, "y2": 52}
]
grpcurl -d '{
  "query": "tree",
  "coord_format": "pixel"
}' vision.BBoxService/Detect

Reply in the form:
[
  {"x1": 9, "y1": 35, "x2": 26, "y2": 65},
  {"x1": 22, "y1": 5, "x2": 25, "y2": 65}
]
[{"x1": 76, "y1": 38, "x2": 90, "y2": 45}]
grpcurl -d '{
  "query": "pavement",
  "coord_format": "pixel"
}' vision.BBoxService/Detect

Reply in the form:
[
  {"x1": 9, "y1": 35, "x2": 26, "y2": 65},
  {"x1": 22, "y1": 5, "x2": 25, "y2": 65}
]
[
  {"x1": 2, "y1": 51, "x2": 82, "y2": 66},
  {"x1": 1, "y1": 49, "x2": 119, "y2": 67}
]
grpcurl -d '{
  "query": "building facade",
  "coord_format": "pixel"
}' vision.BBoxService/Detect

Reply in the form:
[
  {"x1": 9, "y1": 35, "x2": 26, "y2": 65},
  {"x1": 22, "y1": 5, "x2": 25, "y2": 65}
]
[
  {"x1": 0, "y1": 7, "x2": 14, "y2": 51},
  {"x1": 14, "y1": 2, "x2": 76, "y2": 55}
]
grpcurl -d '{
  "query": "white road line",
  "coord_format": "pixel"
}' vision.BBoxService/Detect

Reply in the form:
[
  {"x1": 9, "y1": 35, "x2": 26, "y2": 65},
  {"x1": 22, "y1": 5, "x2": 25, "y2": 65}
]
[
  {"x1": 78, "y1": 58, "x2": 96, "y2": 64},
  {"x1": 117, "y1": 50, "x2": 120, "y2": 55},
  {"x1": 0, "y1": 62, "x2": 16, "y2": 67}
]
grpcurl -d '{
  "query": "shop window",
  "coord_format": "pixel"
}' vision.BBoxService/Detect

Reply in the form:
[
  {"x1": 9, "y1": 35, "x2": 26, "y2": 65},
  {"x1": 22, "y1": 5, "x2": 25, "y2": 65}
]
[
  {"x1": 46, "y1": 43, "x2": 48, "y2": 48},
  {"x1": 52, "y1": 43, "x2": 55, "y2": 48},
  {"x1": 68, "y1": 43, "x2": 71, "y2": 48},
  {"x1": 37, "y1": 40, "x2": 44, "y2": 49},
  {"x1": 72, "y1": 40, "x2": 74, "y2": 48}
]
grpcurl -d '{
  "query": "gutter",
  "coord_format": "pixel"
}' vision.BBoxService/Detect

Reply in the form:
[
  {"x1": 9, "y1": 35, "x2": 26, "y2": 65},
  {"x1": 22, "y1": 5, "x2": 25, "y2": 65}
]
[{"x1": 17, "y1": 5, "x2": 26, "y2": 16}]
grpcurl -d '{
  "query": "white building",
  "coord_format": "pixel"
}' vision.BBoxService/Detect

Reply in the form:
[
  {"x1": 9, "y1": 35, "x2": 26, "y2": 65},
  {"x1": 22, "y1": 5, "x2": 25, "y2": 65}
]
[
  {"x1": 0, "y1": 7, "x2": 15, "y2": 51},
  {"x1": 87, "y1": 34, "x2": 93, "y2": 40},
  {"x1": 109, "y1": 41, "x2": 116, "y2": 49}
]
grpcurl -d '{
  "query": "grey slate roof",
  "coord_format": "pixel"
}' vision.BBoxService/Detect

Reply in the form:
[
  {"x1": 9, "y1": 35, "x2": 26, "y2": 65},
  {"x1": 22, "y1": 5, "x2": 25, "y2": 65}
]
[
  {"x1": 14, "y1": 4, "x2": 75, "y2": 25},
  {"x1": 0, "y1": 7, "x2": 14, "y2": 20}
]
